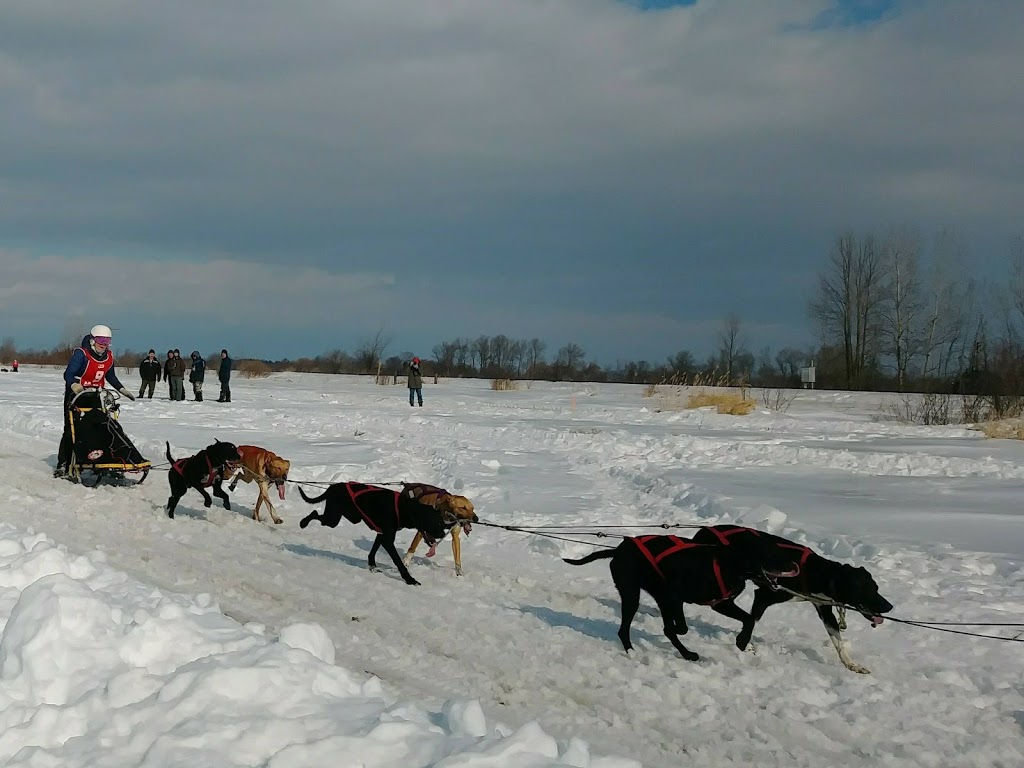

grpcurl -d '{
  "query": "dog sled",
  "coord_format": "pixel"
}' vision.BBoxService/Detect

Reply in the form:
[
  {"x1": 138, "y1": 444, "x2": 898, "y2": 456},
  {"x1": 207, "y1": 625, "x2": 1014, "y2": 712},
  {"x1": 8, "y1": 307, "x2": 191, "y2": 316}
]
[{"x1": 64, "y1": 388, "x2": 151, "y2": 487}]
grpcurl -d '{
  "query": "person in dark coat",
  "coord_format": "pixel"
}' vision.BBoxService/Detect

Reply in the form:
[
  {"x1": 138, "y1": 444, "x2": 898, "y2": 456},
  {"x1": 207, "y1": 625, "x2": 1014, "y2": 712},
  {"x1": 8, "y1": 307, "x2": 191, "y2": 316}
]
[
  {"x1": 407, "y1": 356, "x2": 423, "y2": 407},
  {"x1": 217, "y1": 349, "x2": 232, "y2": 402},
  {"x1": 167, "y1": 349, "x2": 187, "y2": 401},
  {"x1": 188, "y1": 351, "x2": 206, "y2": 401},
  {"x1": 138, "y1": 349, "x2": 162, "y2": 399},
  {"x1": 163, "y1": 350, "x2": 174, "y2": 399},
  {"x1": 55, "y1": 324, "x2": 136, "y2": 477}
]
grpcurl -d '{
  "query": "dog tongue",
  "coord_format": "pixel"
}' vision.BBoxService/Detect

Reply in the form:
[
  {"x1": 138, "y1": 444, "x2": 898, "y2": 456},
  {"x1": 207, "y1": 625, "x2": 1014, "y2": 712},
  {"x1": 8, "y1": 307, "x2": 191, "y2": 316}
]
[
  {"x1": 278, "y1": 485, "x2": 286, "y2": 500},
  {"x1": 426, "y1": 544, "x2": 437, "y2": 557},
  {"x1": 871, "y1": 616, "x2": 884, "y2": 627}
]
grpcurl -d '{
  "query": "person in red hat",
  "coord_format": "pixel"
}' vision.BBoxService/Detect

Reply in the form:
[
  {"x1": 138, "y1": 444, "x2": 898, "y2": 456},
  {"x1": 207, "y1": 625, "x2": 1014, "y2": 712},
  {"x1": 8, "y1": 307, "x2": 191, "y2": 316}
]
[{"x1": 407, "y1": 356, "x2": 423, "y2": 406}]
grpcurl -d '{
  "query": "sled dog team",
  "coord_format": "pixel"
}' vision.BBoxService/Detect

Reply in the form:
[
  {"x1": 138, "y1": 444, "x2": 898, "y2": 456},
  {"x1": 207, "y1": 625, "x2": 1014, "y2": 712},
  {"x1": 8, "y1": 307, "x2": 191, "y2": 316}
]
[{"x1": 164, "y1": 437, "x2": 892, "y2": 674}]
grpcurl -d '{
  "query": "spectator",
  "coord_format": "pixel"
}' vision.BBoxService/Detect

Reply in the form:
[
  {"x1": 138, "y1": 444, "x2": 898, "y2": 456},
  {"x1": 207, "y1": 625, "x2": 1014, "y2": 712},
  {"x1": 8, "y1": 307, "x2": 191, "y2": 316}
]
[
  {"x1": 163, "y1": 350, "x2": 174, "y2": 399},
  {"x1": 167, "y1": 349, "x2": 187, "y2": 401},
  {"x1": 138, "y1": 349, "x2": 161, "y2": 399},
  {"x1": 407, "y1": 356, "x2": 423, "y2": 407},
  {"x1": 217, "y1": 349, "x2": 232, "y2": 402},
  {"x1": 11, "y1": 359, "x2": 17, "y2": 372},
  {"x1": 189, "y1": 351, "x2": 206, "y2": 401}
]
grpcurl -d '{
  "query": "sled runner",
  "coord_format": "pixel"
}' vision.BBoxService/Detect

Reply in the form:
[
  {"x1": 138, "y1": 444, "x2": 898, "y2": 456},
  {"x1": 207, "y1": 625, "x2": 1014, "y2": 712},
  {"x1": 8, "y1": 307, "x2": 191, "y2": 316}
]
[{"x1": 64, "y1": 388, "x2": 151, "y2": 487}]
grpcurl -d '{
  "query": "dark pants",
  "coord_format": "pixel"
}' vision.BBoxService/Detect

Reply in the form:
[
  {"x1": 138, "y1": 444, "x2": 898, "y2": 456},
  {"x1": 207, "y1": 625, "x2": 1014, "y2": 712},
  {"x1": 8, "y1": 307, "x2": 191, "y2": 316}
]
[
  {"x1": 170, "y1": 376, "x2": 185, "y2": 400},
  {"x1": 409, "y1": 387, "x2": 423, "y2": 406},
  {"x1": 57, "y1": 390, "x2": 100, "y2": 468},
  {"x1": 139, "y1": 379, "x2": 156, "y2": 398},
  {"x1": 219, "y1": 382, "x2": 231, "y2": 402}
]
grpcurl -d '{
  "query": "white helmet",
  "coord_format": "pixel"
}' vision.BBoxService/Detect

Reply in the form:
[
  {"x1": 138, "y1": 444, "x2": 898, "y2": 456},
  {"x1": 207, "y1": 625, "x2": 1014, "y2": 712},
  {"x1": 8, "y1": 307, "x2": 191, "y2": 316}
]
[{"x1": 90, "y1": 324, "x2": 112, "y2": 339}]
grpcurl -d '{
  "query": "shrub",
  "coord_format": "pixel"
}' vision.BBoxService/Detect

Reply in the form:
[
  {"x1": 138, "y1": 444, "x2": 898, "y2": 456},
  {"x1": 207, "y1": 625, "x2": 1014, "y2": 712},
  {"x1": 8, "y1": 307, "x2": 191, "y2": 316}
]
[
  {"x1": 237, "y1": 360, "x2": 271, "y2": 378},
  {"x1": 760, "y1": 387, "x2": 796, "y2": 413},
  {"x1": 490, "y1": 378, "x2": 519, "y2": 391},
  {"x1": 686, "y1": 390, "x2": 755, "y2": 415}
]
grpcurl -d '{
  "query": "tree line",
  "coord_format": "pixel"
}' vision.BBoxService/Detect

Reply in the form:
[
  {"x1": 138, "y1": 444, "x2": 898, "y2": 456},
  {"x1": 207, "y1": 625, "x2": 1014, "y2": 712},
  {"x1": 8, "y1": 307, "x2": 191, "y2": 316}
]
[{"x1": 3, "y1": 228, "x2": 1021, "y2": 397}]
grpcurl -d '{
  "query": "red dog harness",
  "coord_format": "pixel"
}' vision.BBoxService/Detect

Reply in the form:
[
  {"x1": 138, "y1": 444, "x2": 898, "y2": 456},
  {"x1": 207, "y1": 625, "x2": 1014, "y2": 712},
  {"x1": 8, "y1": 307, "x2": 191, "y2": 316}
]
[
  {"x1": 345, "y1": 483, "x2": 399, "y2": 533},
  {"x1": 629, "y1": 536, "x2": 733, "y2": 605},
  {"x1": 707, "y1": 525, "x2": 813, "y2": 581},
  {"x1": 172, "y1": 454, "x2": 217, "y2": 487}
]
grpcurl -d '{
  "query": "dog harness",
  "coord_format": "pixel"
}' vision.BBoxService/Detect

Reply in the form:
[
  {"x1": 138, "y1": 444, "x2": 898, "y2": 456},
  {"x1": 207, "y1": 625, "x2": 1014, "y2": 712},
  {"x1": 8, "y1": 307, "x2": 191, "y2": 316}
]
[
  {"x1": 346, "y1": 483, "x2": 399, "y2": 533},
  {"x1": 702, "y1": 525, "x2": 762, "y2": 545},
  {"x1": 172, "y1": 454, "x2": 217, "y2": 487},
  {"x1": 706, "y1": 525, "x2": 813, "y2": 587},
  {"x1": 403, "y1": 483, "x2": 450, "y2": 506},
  {"x1": 629, "y1": 536, "x2": 733, "y2": 605}
]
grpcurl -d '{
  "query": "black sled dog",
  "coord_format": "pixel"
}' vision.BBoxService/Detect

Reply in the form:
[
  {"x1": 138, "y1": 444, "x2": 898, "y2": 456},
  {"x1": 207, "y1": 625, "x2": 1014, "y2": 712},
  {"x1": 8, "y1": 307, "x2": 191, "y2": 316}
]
[
  {"x1": 165, "y1": 440, "x2": 242, "y2": 519},
  {"x1": 565, "y1": 535, "x2": 799, "y2": 662},
  {"x1": 691, "y1": 525, "x2": 893, "y2": 673},
  {"x1": 298, "y1": 482, "x2": 453, "y2": 586}
]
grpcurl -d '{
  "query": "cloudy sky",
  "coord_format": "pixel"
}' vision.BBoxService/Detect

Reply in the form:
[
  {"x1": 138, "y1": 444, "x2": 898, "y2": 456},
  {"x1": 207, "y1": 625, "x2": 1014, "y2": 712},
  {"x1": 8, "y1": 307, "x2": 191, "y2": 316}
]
[{"x1": 1, "y1": 0, "x2": 1021, "y2": 365}]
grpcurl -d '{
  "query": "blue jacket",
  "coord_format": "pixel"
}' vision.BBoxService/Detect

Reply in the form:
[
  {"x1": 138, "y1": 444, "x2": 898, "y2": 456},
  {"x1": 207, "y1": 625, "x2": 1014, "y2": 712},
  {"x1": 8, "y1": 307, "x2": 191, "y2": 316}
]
[
  {"x1": 189, "y1": 354, "x2": 206, "y2": 383},
  {"x1": 63, "y1": 335, "x2": 125, "y2": 394}
]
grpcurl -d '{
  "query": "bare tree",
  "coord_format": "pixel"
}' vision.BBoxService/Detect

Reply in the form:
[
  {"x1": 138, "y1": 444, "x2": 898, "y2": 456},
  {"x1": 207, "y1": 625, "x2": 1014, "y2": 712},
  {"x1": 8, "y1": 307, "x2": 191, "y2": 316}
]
[
  {"x1": 0, "y1": 336, "x2": 15, "y2": 362},
  {"x1": 491, "y1": 334, "x2": 512, "y2": 374},
  {"x1": 1006, "y1": 236, "x2": 1024, "y2": 338},
  {"x1": 775, "y1": 347, "x2": 806, "y2": 380},
  {"x1": 667, "y1": 350, "x2": 696, "y2": 379},
  {"x1": 717, "y1": 312, "x2": 746, "y2": 382},
  {"x1": 526, "y1": 338, "x2": 546, "y2": 375},
  {"x1": 471, "y1": 336, "x2": 491, "y2": 374},
  {"x1": 809, "y1": 233, "x2": 884, "y2": 389},
  {"x1": 921, "y1": 228, "x2": 967, "y2": 380},
  {"x1": 555, "y1": 342, "x2": 586, "y2": 380},
  {"x1": 354, "y1": 326, "x2": 391, "y2": 372},
  {"x1": 510, "y1": 339, "x2": 526, "y2": 377},
  {"x1": 879, "y1": 229, "x2": 924, "y2": 390},
  {"x1": 432, "y1": 341, "x2": 456, "y2": 377}
]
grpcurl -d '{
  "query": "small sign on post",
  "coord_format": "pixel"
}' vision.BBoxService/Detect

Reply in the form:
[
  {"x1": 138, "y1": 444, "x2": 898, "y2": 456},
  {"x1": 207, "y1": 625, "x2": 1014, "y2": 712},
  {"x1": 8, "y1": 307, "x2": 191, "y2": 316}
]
[{"x1": 799, "y1": 361, "x2": 816, "y2": 389}]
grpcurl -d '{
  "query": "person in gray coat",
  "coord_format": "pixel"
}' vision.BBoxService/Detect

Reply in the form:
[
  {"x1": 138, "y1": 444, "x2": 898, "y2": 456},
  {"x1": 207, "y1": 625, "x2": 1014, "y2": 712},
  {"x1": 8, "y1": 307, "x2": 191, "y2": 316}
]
[{"x1": 407, "y1": 356, "x2": 423, "y2": 406}]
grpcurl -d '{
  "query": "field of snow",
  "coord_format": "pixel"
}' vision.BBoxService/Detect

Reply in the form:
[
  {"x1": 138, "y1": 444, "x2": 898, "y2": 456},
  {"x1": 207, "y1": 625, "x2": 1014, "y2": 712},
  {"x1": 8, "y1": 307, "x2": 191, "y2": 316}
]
[{"x1": 0, "y1": 367, "x2": 1022, "y2": 767}]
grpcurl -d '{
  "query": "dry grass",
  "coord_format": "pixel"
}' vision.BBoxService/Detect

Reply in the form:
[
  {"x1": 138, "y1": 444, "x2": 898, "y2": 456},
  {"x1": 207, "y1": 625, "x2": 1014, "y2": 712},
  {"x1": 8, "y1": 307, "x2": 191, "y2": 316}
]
[
  {"x1": 977, "y1": 418, "x2": 1024, "y2": 440},
  {"x1": 237, "y1": 360, "x2": 271, "y2": 378},
  {"x1": 686, "y1": 391, "x2": 756, "y2": 415},
  {"x1": 490, "y1": 378, "x2": 519, "y2": 391},
  {"x1": 643, "y1": 383, "x2": 657, "y2": 397}
]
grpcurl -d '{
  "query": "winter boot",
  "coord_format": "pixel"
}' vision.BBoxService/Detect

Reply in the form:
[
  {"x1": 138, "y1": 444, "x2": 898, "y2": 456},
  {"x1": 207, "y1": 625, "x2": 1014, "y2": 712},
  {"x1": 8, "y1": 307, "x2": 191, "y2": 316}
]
[{"x1": 196, "y1": 392, "x2": 203, "y2": 402}]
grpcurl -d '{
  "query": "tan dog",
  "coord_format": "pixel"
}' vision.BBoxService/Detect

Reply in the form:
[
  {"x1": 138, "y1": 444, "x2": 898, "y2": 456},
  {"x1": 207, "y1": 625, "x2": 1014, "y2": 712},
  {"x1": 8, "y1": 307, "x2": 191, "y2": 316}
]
[
  {"x1": 227, "y1": 445, "x2": 291, "y2": 524},
  {"x1": 401, "y1": 483, "x2": 478, "y2": 576}
]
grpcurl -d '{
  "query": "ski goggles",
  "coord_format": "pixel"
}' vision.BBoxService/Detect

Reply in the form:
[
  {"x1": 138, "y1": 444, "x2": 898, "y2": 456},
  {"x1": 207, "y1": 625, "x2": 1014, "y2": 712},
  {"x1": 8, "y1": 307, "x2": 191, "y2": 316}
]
[{"x1": 93, "y1": 336, "x2": 112, "y2": 346}]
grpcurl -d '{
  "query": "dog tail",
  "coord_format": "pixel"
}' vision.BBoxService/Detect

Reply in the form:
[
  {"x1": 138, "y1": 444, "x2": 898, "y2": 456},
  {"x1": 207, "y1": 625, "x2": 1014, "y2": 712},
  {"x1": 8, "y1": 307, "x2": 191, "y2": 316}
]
[
  {"x1": 563, "y1": 550, "x2": 615, "y2": 566},
  {"x1": 165, "y1": 441, "x2": 175, "y2": 465},
  {"x1": 298, "y1": 485, "x2": 328, "y2": 504}
]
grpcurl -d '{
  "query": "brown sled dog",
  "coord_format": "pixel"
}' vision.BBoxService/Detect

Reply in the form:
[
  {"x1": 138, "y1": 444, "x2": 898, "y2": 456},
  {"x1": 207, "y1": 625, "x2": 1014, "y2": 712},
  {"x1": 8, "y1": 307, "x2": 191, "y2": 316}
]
[
  {"x1": 401, "y1": 483, "x2": 478, "y2": 576},
  {"x1": 227, "y1": 444, "x2": 291, "y2": 524}
]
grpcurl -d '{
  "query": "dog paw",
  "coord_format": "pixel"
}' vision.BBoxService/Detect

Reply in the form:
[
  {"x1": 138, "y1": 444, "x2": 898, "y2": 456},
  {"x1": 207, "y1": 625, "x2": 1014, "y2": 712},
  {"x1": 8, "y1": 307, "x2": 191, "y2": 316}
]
[
  {"x1": 845, "y1": 663, "x2": 871, "y2": 674},
  {"x1": 273, "y1": 518, "x2": 283, "y2": 525},
  {"x1": 223, "y1": 502, "x2": 231, "y2": 510},
  {"x1": 299, "y1": 517, "x2": 310, "y2": 529},
  {"x1": 405, "y1": 579, "x2": 421, "y2": 586},
  {"x1": 682, "y1": 650, "x2": 700, "y2": 662},
  {"x1": 203, "y1": 499, "x2": 212, "y2": 508},
  {"x1": 454, "y1": 567, "x2": 464, "y2": 577}
]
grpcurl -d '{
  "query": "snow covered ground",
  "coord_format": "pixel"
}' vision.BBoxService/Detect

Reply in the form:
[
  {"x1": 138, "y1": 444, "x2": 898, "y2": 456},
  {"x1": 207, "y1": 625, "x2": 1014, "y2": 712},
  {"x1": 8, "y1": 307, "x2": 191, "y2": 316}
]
[{"x1": 0, "y1": 367, "x2": 1022, "y2": 767}]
